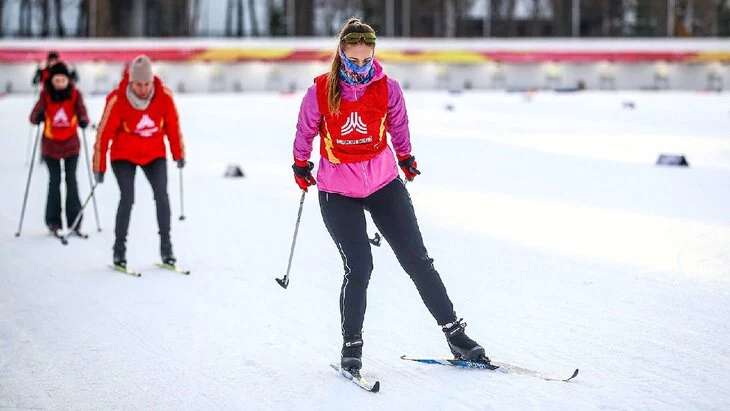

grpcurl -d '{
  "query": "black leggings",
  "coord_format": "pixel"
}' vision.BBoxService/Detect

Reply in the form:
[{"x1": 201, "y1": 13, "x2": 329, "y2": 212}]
[
  {"x1": 111, "y1": 158, "x2": 170, "y2": 248},
  {"x1": 44, "y1": 155, "x2": 82, "y2": 230},
  {"x1": 319, "y1": 178, "x2": 456, "y2": 337}
]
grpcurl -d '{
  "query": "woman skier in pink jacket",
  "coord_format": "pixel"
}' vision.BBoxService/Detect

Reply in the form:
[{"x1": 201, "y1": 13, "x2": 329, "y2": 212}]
[{"x1": 291, "y1": 18, "x2": 490, "y2": 375}]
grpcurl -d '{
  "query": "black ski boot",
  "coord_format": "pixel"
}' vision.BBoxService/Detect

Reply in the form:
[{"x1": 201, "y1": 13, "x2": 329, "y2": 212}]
[
  {"x1": 113, "y1": 241, "x2": 126, "y2": 268},
  {"x1": 160, "y1": 234, "x2": 176, "y2": 266},
  {"x1": 442, "y1": 319, "x2": 490, "y2": 364},
  {"x1": 341, "y1": 334, "x2": 363, "y2": 374}
]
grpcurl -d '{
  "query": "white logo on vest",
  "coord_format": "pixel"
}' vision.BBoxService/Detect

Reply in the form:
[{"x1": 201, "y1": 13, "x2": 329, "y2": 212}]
[
  {"x1": 52, "y1": 108, "x2": 70, "y2": 127},
  {"x1": 341, "y1": 112, "x2": 368, "y2": 136},
  {"x1": 135, "y1": 114, "x2": 159, "y2": 137}
]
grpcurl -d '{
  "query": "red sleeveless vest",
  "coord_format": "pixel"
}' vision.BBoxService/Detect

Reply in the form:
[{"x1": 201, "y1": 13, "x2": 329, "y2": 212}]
[
  {"x1": 314, "y1": 74, "x2": 388, "y2": 164},
  {"x1": 43, "y1": 89, "x2": 79, "y2": 141}
]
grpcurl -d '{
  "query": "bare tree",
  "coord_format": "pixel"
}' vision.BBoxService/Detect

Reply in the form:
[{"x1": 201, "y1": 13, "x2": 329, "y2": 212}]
[
  {"x1": 530, "y1": 0, "x2": 542, "y2": 36},
  {"x1": 294, "y1": 0, "x2": 314, "y2": 35},
  {"x1": 39, "y1": 0, "x2": 50, "y2": 37},
  {"x1": 226, "y1": 0, "x2": 234, "y2": 36},
  {"x1": 601, "y1": 0, "x2": 611, "y2": 36},
  {"x1": 248, "y1": 0, "x2": 259, "y2": 36},
  {"x1": 268, "y1": 0, "x2": 286, "y2": 36},
  {"x1": 76, "y1": 0, "x2": 88, "y2": 36},
  {"x1": 719, "y1": 0, "x2": 730, "y2": 36},
  {"x1": 236, "y1": 0, "x2": 244, "y2": 36},
  {"x1": 190, "y1": 0, "x2": 201, "y2": 35},
  {"x1": 321, "y1": 0, "x2": 337, "y2": 36},
  {"x1": 0, "y1": 0, "x2": 4, "y2": 37},
  {"x1": 444, "y1": 0, "x2": 456, "y2": 37},
  {"x1": 53, "y1": 0, "x2": 65, "y2": 37},
  {"x1": 19, "y1": 0, "x2": 31, "y2": 36},
  {"x1": 505, "y1": 0, "x2": 517, "y2": 36},
  {"x1": 167, "y1": 0, "x2": 191, "y2": 36}
]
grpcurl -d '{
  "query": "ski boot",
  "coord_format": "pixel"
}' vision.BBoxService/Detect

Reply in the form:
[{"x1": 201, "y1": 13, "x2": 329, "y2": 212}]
[
  {"x1": 113, "y1": 242, "x2": 127, "y2": 268},
  {"x1": 341, "y1": 334, "x2": 364, "y2": 375},
  {"x1": 442, "y1": 319, "x2": 493, "y2": 366},
  {"x1": 72, "y1": 228, "x2": 89, "y2": 239},
  {"x1": 48, "y1": 224, "x2": 62, "y2": 238},
  {"x1": 160, "y1": 234, "x2": 176, "y2": 266}
]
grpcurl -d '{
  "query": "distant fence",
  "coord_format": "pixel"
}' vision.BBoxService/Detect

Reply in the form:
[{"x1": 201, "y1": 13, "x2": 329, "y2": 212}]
[{"x1": 1, "y1": 38, "x2": 728, "y2": 92}]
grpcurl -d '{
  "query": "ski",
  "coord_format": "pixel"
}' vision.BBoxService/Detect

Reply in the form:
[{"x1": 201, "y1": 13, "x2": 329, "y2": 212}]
[
  {"x1": 401, "y1": 355, "x2": 579, "y2": 382},
  {"x1": 71, "y1": 230, "x2": 89, "y2": 239},
  {"x1": 156, "y1": 262, "x2": 191, "y2": 275},
  {"x1": 330, "y1": 363, "x2": 380, "y2": 393},
  {"x1": 53, "y1": 229, "x2": 87, "y2": 245},
  {"x1": 109, "y1": 264, "x2": 142, "y2": 277}
]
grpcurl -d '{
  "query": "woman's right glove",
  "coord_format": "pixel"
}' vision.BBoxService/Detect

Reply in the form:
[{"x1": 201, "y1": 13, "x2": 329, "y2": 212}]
[
  {"x1": 397, "y1": 154, "x2": 421, "y2": 181},
  {"x1": 292, "y1": 158, "x2": 316, "y2": 192}
]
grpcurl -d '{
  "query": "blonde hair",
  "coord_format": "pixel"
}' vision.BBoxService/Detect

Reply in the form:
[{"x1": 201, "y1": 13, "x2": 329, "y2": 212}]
[{"x1": 326, "y1": 18, "x2": 376, "y2": 116}]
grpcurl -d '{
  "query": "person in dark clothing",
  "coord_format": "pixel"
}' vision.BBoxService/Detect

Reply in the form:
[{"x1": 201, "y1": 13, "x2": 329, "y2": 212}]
[
  {"x1": 29, "y1": 62, "x2": 90, "y2": 235},
  {"x1": 291, "y1": 18, "x2": 490, "y2": 374},
  {"x1": 32, "y1": 51, "x2": 79, "y2": 90},
  {"x1": 109, "y1": 158, "x2": 170, "y2": 260},
  {"x1": 93, "y1": 55, "x2": 186, "y2": 268}
]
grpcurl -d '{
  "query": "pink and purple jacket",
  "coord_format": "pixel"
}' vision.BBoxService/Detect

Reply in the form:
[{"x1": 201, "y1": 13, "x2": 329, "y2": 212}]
[{"x1": 292, "y1": 60, "x2": 411, "y2": 198}]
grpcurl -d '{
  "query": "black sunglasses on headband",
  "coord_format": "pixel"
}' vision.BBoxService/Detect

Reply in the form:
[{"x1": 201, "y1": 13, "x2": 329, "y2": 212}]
[{"x1": 341, "y1": 32, "x2": 377, "y2": 44}]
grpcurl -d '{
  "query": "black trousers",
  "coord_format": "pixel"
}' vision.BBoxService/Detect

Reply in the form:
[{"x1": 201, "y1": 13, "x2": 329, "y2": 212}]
[
  {"x1": 111, "y1": 158, "x2": 170, "y2": 250},
  {"x1": 319, "y1": 178, "x2": 456, "y2": 337},
  {"x1": 44, "y1": 155, "x2": 82, "y2": 230}
]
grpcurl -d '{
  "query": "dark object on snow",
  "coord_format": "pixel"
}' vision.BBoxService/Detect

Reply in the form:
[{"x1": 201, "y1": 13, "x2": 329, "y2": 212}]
[
  {"x1": 622, "y1": 101, "x2": 636, "y2": 109},
  {"x1": 445, "y1": 104, "x2": 454, "y2": 111},
  {"x1": 224, "y1": 164, "x2": 245, "y2": 177},
  {"x1": 656, "y1": 154, "x2": 689, "y2": 167}
]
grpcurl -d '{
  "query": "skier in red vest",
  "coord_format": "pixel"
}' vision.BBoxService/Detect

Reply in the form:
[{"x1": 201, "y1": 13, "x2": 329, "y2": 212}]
[
  {"x1": 291, "y1": 18, "x2": 489, "y2": 375},
  {"x1": 32, "y1": 51, "x2": 79, "y2": 90},
  {"x1": 93, "y1": 55, "x2": 185, "y2": 269},
  {"x1": 29, "y1": 62, "x2": 90, "y2": 236}
]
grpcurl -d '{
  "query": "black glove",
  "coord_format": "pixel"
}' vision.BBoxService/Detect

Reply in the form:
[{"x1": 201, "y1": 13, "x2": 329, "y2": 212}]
[
  {"x1": 397, "y1": 154, "x2": 421, "y2": 181},
  {"x1": 292, "y1": 159, "x2": 316, "y2": 191},
  {"x1": 79, "y1": 118, "x2": 89, "y2": 129},
  {"x1": 32, "y1": 111, "x2": 44, "y2": 125},
  {"x1": 176, "y1": 159, "x2": 186, "y2": 169},
  {"x1": 32, "y1": 69, "x2": 42, "y2": 86},
  {"x1": 94, "y1": 172, "x2": 104, "y2": 184}
]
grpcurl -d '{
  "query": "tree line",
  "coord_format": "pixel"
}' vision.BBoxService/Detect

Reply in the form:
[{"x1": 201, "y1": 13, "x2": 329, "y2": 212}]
[{"x1": 1, "y1": 0, "x2": 728, "y2": 38}]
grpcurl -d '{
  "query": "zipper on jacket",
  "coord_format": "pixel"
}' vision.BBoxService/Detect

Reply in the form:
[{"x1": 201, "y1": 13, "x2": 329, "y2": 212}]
[{"x1": 361, "y1": 163, "x2": 369, "y2": 193}]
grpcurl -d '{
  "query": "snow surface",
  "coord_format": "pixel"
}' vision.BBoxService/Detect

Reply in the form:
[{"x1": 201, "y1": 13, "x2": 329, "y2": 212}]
[{"x1": 1, "y1": 90, "x2": 729, "y2": 410}]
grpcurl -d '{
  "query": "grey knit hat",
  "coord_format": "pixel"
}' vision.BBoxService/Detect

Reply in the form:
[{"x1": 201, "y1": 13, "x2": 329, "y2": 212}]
[{"x1": 129, "y1": 55, "x2": 153, "y2": 82}]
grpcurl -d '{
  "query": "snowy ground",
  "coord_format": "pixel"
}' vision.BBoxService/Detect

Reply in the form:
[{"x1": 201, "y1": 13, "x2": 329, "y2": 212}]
[{"x1": 1, "y1": 89, "x2": 729, "y2": 410}]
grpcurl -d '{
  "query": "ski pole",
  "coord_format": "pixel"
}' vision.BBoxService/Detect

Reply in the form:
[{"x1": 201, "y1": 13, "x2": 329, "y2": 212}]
[
  {"x1": 81, "y1": 129, "x2": 101, "y2": 232},
  {"x1": 61, "y1": 182, "x2": 99, "y2": 245},
  {"x1": 26, "y1": 125, "x2": 38, "y2": 167},
  {"x1": 178, "y1": 167, "x2": 185, "y2": 221},
  {"x1": 15, "y1": 126, "x2": 42, "y2": 237},
  {"x1": 26, "y1": 85, "x2": 39, "y2": 166},
  {"x1": 276, "y1": 190, "x2": 306, "y2": 289}
]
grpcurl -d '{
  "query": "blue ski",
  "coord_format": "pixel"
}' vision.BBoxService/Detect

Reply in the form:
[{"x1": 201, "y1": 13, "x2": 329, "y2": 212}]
[{"x1": 401, "y1": 355, "x2": 579, "y2": 382}]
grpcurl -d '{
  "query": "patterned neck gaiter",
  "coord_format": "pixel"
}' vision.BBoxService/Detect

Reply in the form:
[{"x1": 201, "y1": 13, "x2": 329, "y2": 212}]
[{"x1": 338, "y1": 48, "x2": 374, "y2": 85}]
